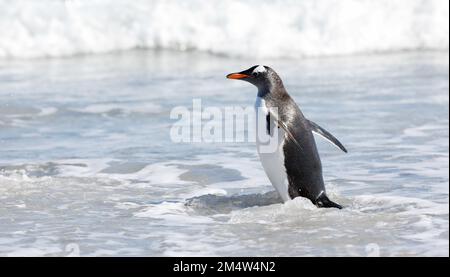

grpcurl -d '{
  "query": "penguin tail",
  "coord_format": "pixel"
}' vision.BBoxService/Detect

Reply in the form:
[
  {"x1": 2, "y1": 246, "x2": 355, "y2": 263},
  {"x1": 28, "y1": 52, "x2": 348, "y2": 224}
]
[{"x1": 315, "y1": 193, "x2": 343, "y2": 209}]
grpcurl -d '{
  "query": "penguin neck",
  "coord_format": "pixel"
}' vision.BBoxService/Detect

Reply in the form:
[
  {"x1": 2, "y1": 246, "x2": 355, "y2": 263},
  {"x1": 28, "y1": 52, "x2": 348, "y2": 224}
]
[{"x1": 257, "y1": 82, "x2": 288, "y2": 100}]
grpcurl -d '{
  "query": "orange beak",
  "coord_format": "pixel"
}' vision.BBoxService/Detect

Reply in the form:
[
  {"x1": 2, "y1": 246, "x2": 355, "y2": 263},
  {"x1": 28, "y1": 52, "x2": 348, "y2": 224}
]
[{"x1": 226, "y1": 73, "x2": 250, "y2": 79}]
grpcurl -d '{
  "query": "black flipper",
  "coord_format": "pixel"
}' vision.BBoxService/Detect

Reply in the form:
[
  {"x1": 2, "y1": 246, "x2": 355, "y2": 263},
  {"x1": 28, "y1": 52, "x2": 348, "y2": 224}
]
[
  {"x1": 269, "y1": 110, "x2": 303, "y2": 151},
  {"x1": 307, "y1": 120, "x2": 348, "y2": 153},
  {"x1": 315, "y1": 193, "x2": 343, "y2": 209}
]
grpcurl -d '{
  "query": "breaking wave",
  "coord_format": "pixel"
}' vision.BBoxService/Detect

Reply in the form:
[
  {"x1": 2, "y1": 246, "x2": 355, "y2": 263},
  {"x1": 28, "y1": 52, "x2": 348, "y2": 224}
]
[{"x1": 0, "y1": 0, "x2": 448, "y2": 59}]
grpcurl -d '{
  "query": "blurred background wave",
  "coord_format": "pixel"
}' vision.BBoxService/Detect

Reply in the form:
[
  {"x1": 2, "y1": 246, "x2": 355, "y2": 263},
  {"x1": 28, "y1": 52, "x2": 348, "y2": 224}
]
[{"x1": 0, "y1": 0, "x2": 448, "y2": 59}]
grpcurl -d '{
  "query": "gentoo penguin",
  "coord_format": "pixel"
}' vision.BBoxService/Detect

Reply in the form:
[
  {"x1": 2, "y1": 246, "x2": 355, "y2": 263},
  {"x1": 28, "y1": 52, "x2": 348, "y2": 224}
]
[{"x1": 227, "y1": 65, "x2": 347, "y2": 209}]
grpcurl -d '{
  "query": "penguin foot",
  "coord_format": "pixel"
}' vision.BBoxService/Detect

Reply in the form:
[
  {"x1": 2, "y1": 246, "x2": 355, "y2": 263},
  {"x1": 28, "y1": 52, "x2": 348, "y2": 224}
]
[{"x1": 314, "y1": 194, "x2": 343, "y2": 209}]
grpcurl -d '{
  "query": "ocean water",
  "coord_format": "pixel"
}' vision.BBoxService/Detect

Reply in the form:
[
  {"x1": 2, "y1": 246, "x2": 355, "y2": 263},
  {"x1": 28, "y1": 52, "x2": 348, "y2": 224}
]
[
  {"x1": 0, "y1": 0, "x2": 448, "y2": 59},
  {"x1": 0, "y1": 0, "x2": 449, "y2": 257},
  {"x1": 0, "y1": 50, "x2": 448, "y2": 256}
]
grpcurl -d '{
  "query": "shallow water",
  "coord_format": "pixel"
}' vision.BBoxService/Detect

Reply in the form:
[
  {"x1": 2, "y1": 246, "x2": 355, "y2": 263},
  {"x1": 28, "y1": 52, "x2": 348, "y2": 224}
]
[{"x1": 0, "y1": 50, "x2": 448, "y2": 256}]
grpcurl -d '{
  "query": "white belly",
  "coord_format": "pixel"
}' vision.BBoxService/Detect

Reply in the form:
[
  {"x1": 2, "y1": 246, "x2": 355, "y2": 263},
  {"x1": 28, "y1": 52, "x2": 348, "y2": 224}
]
[{"x1": 255, "y1": 97, "x2": 290, "y2": 202}]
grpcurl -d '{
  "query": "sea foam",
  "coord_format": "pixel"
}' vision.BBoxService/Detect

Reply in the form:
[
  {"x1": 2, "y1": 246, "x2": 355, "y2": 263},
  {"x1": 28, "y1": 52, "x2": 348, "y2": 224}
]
[{"x1": 0, "y1": 0, "x2": 448, "y2": 59}]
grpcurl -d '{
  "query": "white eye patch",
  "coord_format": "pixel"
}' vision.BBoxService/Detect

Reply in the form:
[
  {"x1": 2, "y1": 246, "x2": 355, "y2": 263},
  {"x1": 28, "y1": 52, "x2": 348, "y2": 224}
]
[{"x1": 253, "y1": 65, "x2": 266, "y2": 74}]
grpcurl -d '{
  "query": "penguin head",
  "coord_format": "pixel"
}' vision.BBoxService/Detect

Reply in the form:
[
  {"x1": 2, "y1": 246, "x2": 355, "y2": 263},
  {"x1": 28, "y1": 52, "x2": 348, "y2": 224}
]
[{"x1": 227, "y1": 65, "x2": 280, "y2": 91}]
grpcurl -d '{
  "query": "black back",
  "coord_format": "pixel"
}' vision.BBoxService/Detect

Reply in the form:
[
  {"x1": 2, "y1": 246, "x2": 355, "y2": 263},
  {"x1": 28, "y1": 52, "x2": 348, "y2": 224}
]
[{"x1": 264, "y1": 94, "x2": 326, "y2": 201}]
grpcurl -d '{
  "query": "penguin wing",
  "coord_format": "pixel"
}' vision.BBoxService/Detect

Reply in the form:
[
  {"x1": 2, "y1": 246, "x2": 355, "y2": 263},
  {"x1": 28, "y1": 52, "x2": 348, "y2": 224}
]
[
  {"x1": 307, "y1": 120, "x2": 348, "y2": 153},
  {"x1": 268, "y1": 110, "x2": 303, "y2": 151}
]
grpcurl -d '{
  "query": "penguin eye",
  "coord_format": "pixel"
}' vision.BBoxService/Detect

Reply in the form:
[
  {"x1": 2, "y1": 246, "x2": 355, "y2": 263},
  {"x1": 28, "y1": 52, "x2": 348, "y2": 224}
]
[{"x1": 252, "y1": 72, "x2": 259, "y2": 78}]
